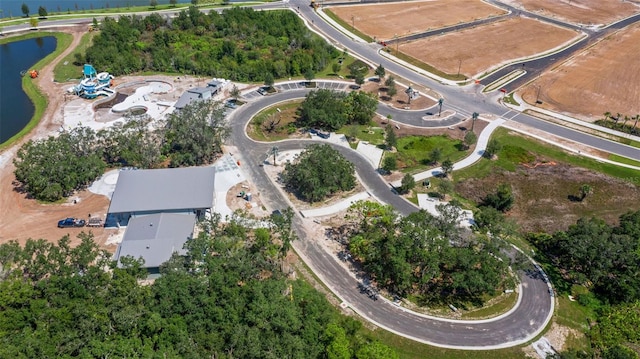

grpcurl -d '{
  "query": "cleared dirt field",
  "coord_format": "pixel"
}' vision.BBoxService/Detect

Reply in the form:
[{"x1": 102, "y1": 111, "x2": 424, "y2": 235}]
[
  {"x1": 456, "y1": 161, "x2": 640, "y2": 233},
  {"x1": 330, "y1": 0, "x2": 506, "y2": 41},
  {"x1": 400, "y1": 17, "x2": 579, "y2": 78},
  {"x1": 501, "y1": 0, "x2": 640, "y2": 26},
  {"x1": 518, "y1": 23, "x2": 640, "y2": 121}
]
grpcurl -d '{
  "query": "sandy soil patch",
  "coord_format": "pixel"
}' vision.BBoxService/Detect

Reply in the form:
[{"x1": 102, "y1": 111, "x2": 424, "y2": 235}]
[
  {"x1": 400, "y1": 16, "x2": 579, "y2": 78},
  {"x1": 330, "y1": 0, "x2": 507, "y2": 40},
  {"x1": 361, "y1": 80, "x2": 435, "y2": 110},
  {"x1": 502, "y1": 0, "x2": 640, "y2": 26},
  {"x1": 518, "y1": 23, "x2": 640, "y2": 121}
]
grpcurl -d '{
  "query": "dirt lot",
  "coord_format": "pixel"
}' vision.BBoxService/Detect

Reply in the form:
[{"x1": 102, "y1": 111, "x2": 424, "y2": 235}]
[
  {"x1": 360, "y1": 80, "x2": 435, "y2": 110},
  {"x1": 518, "y1": 23, "x2": 640, "y2": 121},
  {"x1": 455, "y1": 157, "x2": 640, "y2": 233},
  {"x1": 330, "y1": 0, "x2": 506, "y2": 41},
  {"x1": 400, "y1": 16, "x2": 579, "y2": 78},
  {"x1": 501, "y1": 0, "x2": 640, "y2": 26}
]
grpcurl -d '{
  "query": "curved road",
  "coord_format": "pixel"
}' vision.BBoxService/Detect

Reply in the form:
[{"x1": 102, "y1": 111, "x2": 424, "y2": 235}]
[{"x1": 228, "y1": 90, "x2": 553, "y2": 349}]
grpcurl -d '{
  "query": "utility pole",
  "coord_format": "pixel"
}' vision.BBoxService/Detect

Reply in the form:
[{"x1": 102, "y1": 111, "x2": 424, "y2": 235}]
[
  {"x1": 535, "y1": 85, "x2": 542, "y2": 104},
  {"x1": 351, "y1": 15, "x2": 354, "y2": 30},
  {"x1": 457, "y1": 59, "x2": 462, "y2": 77},
  {"x1": 438, "y1": 98, "x2": 444, "y2": 117}
]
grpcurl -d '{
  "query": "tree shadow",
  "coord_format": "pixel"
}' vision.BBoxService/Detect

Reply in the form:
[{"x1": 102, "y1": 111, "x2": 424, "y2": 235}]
[{"x1": 567, "y1": 194, "x2": 583, "y2": 202}]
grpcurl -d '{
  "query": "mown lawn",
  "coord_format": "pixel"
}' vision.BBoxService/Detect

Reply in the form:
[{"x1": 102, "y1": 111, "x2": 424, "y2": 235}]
[
  {"x1": 396, "y1": 135, "x2": 467, "y2": 173},
  {"x1": 53, "y1": 31, "x2": 98, "y2": 82}
]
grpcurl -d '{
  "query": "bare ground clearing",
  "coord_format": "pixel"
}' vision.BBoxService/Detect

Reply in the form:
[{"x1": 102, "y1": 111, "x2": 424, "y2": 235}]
[
  {"x1": 330, "y1": 0, "x2": 506, "y2": 41},
  {"x1": 400, "y1": 17, "x2": 579, "y2": 78},
  {"x1": 456, "y1": 158, "x2": 640, "y2": 233},
  {"x1": 501, "y1": 0, "x2": 640, "y2": 26},
  {"x1": 518, "y1": 23, "x2": 640, "y2": 121}
]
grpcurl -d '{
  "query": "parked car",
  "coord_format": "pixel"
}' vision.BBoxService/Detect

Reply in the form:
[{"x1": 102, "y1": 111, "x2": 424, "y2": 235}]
[
  {"x1": 57, "y1": 218, "x2": 86, "y2": 228},
  {"x1": 257, "y1": 87, "x2": 267, "y2": 95},
  {"x1": 224, "y1": 100, "x2": 237, "y2": 109}
]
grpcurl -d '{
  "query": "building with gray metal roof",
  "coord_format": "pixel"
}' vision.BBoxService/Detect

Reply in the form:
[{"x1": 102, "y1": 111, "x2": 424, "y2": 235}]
[
  {"x1": 108, "y1": 166, "x2": 215, "y2": 217},
  {"x1": 114, "y1": 212, "x2": 196, "y2": 270}
]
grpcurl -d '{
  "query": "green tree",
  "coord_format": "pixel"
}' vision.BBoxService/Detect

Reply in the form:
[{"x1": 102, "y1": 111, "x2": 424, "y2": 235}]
[
  {"x1": 13, "y1": 128, "x2": 106, "y2": 201},
  {"x1": 345, "y1": 91, "x2": 377, "y2": 125},
  {"x1": 149, "y1": 0, "x2": 158, "y2": 9},
  {"x1": 355, "y1": 341, "x2": 399, "y2": 359},
  {"x1": 332, "y1": 62, "x2": 341, "y2": 75},
  {"x1": 281, "y1": 144, "x2": 356, "y2": 203},
  {"x1": 602, "y1": 345, "x2": 638, "y2": 359},
  {"x1": 230, "y1": 84, "x2": 241, "y2": 101},
  {"x1": 21, "y1": 3, "x2": 29, "y2": 17},
  {"x1": 382, "y1": 155, "x2": 397, "y2": 172},
  {"x1": 474, "y1": 206, "x2": 506, "y2": 234},
  {"x1": 37, "y1": 5, "x2": 47, "y2": 18},
  {"x1": 463, "y1": 131, "x2": 477, "y2": 150},
  {"x1": 191, "y1": 0, "x2": 199, "y2": 4},
  {"x1": 299, "y1": 89, "x2": 348, "y2": 131},
  {"x1": 384, "y1": 76, "x2": 395, "y2": 88},
  {"x1": 484, "y1": 138, "x2": 502, "y2": 158},
  {"x1": 437, "y1": 179, "x2": 453, "y2": 199},
  {"x1": 579, "y1": 184, "x2": 593, "y2": 201},
  {"x1": 325, "y1": 323, "x2": 351, "y2": 359},
  {"x1": 304, "y1": 68, "x2": 315, "y2": 84},
  {"x1": 162, "y1": 100, "x2": 230, "y2": 167},
  {"x1": 481, "y1": 183, "x2": 514, "y2": 212},
  {"x1": 354, "y1": 74, "x2": 365, "y2": 88},
  {"x1": 29, "y1": 17, "x2": 38, "y2": 27},
  {"x1": 385, "y1": 124, "x2": 397, "y2": 150},
  {"x1": 374, "y1": 64, "x2": 385, "y2": 80},
  {"x1": 429, "y1": 147, "x2": 442, "y2": 164},
  {"x1": 399, "y1": 173, "x2": 416, "y2": 194},
  {"x1": 386, "y1": 85, "x2": 397, "y2": 98},
  {"x1": 264, "y1": 72, "x2": 275, "y2": 89},
  {"x1": 170, "y1": 0, "x2": 178, "y2": 6},
  {"x1": 441, "y1": 158, "x2": 454, "y2": 177}
]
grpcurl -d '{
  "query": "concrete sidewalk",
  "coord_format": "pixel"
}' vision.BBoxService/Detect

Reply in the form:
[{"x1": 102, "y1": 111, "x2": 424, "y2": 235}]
[
  {"x1": 391, "y1": 118, "x2": 505, "y2": 187},
  {"x1": 300, "y1": 191, "x2": 370, "y2": 218}
]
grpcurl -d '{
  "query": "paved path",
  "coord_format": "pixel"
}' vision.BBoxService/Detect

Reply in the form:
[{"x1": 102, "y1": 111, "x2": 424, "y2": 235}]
[{"x1": 391, "y1": 118, "x2": 505, "y2": 186}]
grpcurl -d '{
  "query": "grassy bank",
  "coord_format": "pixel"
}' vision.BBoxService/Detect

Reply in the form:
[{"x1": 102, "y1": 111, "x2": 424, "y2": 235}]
[
  {"x1": 0, "y1": 32, "x2": 73, "y2": 151},
  {"x1": 53, "y1": 31, "x2": 98, "y2": 82}
]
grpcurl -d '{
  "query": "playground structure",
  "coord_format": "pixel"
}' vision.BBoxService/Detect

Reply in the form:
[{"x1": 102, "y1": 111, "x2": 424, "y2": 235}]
[
  {"x1": 20, "y1": 69, "x2": 39, "y2": 78},
  {"x1": 70, "y1": 64, "x2": 115, "y2": 99}
]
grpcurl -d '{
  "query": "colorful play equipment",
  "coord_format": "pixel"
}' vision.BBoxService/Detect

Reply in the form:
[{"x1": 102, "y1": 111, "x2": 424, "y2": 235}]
[{"x1": 70, "y1": 64, "x2": 115, "y2": 99}]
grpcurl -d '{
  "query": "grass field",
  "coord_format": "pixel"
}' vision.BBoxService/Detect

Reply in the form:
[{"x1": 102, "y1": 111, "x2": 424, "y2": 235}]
[
  {"x1": 248, "y1": 100, "x2": 302, "y2": 142},
  {"x1": 53, "y1": 31, "x2": 98, "y2": 82},
  {"x1": 396, "y1": 135, "x2": 467, "y2": 173},
  {"x1": 0, "y1": 32, "x2": 73, "y2": 150}
]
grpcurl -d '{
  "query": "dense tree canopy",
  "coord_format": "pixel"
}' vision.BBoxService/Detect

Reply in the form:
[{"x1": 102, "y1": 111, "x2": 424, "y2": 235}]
[
  {"x1": 281, "y1": 144, "x2": 356, "y2": 203},
  {"x1": 162, "y1": 99, "x2": 230, "y2": 167},
  {"x1": 0, "y1": 215, "x2": 397, "y2": 358},
  {"x1": 13, "y1": 101, "x2": 229, "y2": 201},
  {"x1": 298, "y1": 89, "x2": 378, "y2": 131},
  {"x1": 345, "y1": 201, "x2": 511, "y2": 303},
  {"x1": 530, "y1": 211, "x2": 640, "y2": 304},
  {"x1": 85, "y1": 8, "x2": 338, "y2": 81},
  {"x1": 13, "y1": 128, "x2": 106, "y2": 201}
]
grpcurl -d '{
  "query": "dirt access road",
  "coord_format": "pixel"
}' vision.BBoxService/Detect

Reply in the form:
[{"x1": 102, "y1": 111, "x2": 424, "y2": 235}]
[{"x1": 0, "y1": 28, "x2": 114, "y2": 248}]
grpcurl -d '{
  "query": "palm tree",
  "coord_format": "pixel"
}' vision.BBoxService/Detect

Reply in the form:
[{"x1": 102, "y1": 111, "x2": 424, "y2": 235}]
[
  {"x1": 633, "y1": 114, "x2": 639, "y2": 129},
  {"x1": 438, "y1": 98, "x2": 444, "y2": 116},
  {"x1": 603, "y1": 111, "x2": 611, "y2": 121},
  {"x1": 622, "y1": 116, "x2": 630, "y2": 128},
  {"x1": 615, "y1": 113, "x2": 622, "y2": 124},
  {"x1": 471, "y1": 112, "x2": 479, "y2": 132}
]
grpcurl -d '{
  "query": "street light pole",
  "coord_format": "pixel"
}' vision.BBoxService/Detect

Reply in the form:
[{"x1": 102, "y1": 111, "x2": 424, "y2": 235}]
[
  {"x1": 457, "y1": 59, "x2": 462, "y2": 77},
  {"x1": 351, "y1": 15, "x2": 355, "y2": 30},
  {"x1": 535, "y1": 85, "x2": 542, "y2": 104}
]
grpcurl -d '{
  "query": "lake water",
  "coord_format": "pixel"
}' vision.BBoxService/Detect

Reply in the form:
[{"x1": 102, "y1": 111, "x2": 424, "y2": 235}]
[
  {"x1": 1, "y1": 0, "x2": 192, "y2": 18},
  {"x1": 0, "y1": 36, "x2": 56, "y2": 144}
]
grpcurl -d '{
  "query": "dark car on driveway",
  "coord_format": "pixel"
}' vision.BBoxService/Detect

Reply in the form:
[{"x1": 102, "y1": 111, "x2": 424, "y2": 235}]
[{"x1": 58, "y1": 218, "x2": 86, "y2": 228}]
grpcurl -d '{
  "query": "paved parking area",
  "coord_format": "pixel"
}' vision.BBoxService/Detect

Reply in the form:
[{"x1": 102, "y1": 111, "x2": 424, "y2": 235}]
[{"x1": 241, "y1": 80, "x2": 352, "y2": 101}]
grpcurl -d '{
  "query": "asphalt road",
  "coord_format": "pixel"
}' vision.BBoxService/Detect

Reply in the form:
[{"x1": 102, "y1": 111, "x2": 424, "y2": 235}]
[
  {"x1": 294, "y1": 0, "x2": 640, "y2": 161},
  {"x1": 228, "y1": 89, "x2": 553, "y2": 349}
]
